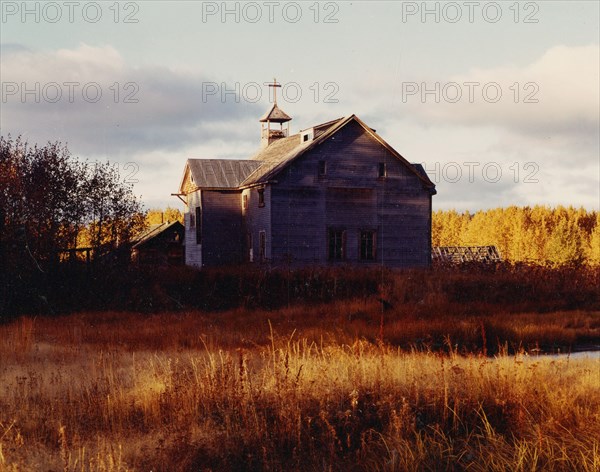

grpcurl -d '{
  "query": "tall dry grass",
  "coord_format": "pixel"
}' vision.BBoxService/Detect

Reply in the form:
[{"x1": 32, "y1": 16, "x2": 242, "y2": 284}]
[
  {"x1": 3, "y1": 263, "x2": 599, "y2": 318},
  {"x1": 1, "y1": 311, "x2": 599, "y2": 471},
  {"x1": 4, "y1": 302, "x2": 596, "y2": 354}
]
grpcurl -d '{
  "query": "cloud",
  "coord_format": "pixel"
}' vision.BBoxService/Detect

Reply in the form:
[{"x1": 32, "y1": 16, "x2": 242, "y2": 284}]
[
  {"x1": 356, "y1": 45, "x2": 600, "y2": 210},
  {"x1": 2, "y1": 42, "x2": 597, "y2": 211},
  {"x1": 0, "y1": 43, "x2": 31, "y2": 55},
  {"x1": 0, "y1": 43, "x2": 262, "y2": 156},
  {"x1": 403, "y1": 44, "x2": 599, "y2": 138}
]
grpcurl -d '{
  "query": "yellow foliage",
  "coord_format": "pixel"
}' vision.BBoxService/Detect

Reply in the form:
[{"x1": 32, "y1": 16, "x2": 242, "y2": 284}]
[
  {"x1": 145, "y1": 207, "x2": 183, "y2": 225},
  {"x1": 433, "y1": 206, "x2": 598, "y2": 265}
]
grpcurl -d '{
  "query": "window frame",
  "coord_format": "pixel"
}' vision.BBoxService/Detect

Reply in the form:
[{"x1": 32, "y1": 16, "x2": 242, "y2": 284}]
[
  {"x1": 327, "y1": 228, "x2": 346, "y2": 261},
  {"x1": 318, "y1": 160, "x2": 327, "y2": 177},
  {"x1": 257, "y1": 188, "x2": 265, "y2": 208},
  {"x1": 195, "y1": 206, "x2": 202, "y2": 244},
  {"x1": 378, "y1": 162, "x2": 387, "y2": 178},
  {"x1": 359, "y1": 229, "x2": 377, "y2": 261},
  {"x1": 258, "y1": 230, "x2": 266, "y2": 262},
  {"x1": 246, "y1": 232, "x2": 253, "y2": 262}
]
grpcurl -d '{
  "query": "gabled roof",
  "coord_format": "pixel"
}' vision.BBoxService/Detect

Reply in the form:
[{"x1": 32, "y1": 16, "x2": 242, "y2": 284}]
[
  {"x1": 180, "y1": 159, "x2": 262, "y2": 191},
  {"x1": 241, "y1": 115, "x2": 436, "y2": 191},
  {"x1": 312, "y1": 117, "x2": 345, "y2": 139},
  {"x1": 411, "y1": 163, "x2": 430, "y2": 182},
  {"x1": 131, "y1": 221, "x2": 183, "y2": 249},
  {"x1": 259, "y1": 103, "x2": 292, "y2": 123},
  {"x1": 179, "y1": 115, "x2": 436, "y2": 193}
]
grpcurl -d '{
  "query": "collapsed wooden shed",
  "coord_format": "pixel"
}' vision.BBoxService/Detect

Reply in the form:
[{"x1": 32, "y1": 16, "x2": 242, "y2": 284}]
[{"x1": 130, "y1": 221, "x2": 184, "y2": 266}]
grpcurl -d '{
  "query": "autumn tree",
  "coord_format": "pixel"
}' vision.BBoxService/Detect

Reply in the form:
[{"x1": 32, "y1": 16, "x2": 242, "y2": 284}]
[
  {"x1": 1, "y1": 137, "x2": 85, "y2": 261},
  {"x1": 545, "y1": 217, "x2": 581, "y2": 265},
  {"x1": 145, "y1": 207, "x2": 183, "y2": 225},
  {"x1": 86, "y1": 161, "x2": 146, "y2": 248},
  {"x1": 432, "y1": 205, "x2": 597, "y2": 266},
  {"x1": 0, "y1": 136, "x2": 145, "y2": 271},
  {"x1": 587, "y1": 213, "x2": 600, "y2": 266}
]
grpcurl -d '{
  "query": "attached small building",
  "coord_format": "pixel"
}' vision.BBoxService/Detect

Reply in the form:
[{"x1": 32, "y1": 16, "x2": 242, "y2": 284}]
[
  {"x1": 130, "y1": 221, "x2": 184, "y2": 266},
  {"x1": 176, "y1": 102, "x2": 436, "y2": 268}
]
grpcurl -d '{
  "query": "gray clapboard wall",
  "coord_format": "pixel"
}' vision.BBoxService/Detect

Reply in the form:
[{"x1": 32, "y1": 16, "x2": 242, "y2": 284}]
[
  {"x1": 185, "y1": 190, "x2": 202, "y2": 268},
  {"x1": 201, "y1": 190, "x2": 244, "y2": 266},
  {"x1": 185, "y1": 189, "x2": 245, "y2": 267},
  {"x1": 243, "y1": 185, "x2": 272, "y2": 262},
  {"x1": 269, "y1": 120, "x2": 432, "y2": 267}
]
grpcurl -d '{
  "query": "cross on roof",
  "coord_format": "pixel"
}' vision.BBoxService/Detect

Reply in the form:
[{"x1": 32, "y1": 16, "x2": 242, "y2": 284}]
[{"x1": 268, "y1": 78, "x2": 281, "y2": 104}]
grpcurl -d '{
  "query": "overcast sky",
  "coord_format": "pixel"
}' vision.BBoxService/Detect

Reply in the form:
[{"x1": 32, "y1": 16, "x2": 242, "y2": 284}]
[{"x1": 1, "y1": 1, "x2": 599, "y2": 211}]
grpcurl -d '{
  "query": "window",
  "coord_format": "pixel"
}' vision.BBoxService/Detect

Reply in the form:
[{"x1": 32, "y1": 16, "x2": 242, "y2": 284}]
[
  {"x1": 246, "y1": 232, "x2": 253, "y2": 262},
  {"x1": 318, "y1": 160, "x2": 327, "y2": 176},
  {"x1": 302, "y1": 131, "x2": 313, "y2": 142},
  {"x1": 195, "y1": 206, "x2": 202, "y2": 244},
  {"x1": 328, "y1": 229, "x2": 345, "y2": 261},
  {"x1": 242, "y1": 194, "x2": 248, "y2": 210},
  {"x1": 360, "y1": 230, "x2": 376, "y2": 261},
  {"x1": 189, "y1": 212, "x2": 195, "y2": 228},
  {"x1": 378, "y1": 162, "x2": 387, "y2": 178},
  {"x1": 259, "y1": 230, "x2": 266, "y2": 261},
  {"x1": 258, "y1": 188, "x2": 265, "y2": 207}
]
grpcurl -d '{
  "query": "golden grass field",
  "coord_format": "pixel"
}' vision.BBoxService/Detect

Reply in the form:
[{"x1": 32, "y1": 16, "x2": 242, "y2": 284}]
[{"x1": 1, "y1": 306, "x2": 599, "y2": 471}]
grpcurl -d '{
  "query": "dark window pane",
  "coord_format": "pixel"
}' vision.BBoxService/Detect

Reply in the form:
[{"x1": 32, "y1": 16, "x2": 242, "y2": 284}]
[
  {"x1": 319, "y1": 161, "x2": 326, "y2": 176},
  {"x1": 258, "y1": 189, "x2": 265, "y2": 207},
  {"x1": 195, "y1": 206, "x2": 202, "y2": 244},
  {"x1": 360, "y1": 230, "x2": 376, "y2": 260},
  {"x1": 259, "y1": 231, "x2": 266, "y2": 261},
  {"x1": 328, "y1": 229, "x2": 345, "y2": 260}
]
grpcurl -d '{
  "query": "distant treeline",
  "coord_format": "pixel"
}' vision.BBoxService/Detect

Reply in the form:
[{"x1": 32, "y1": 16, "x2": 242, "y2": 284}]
[{"x1": 433, "y1": 206, "x2": 600, "y2": 266}]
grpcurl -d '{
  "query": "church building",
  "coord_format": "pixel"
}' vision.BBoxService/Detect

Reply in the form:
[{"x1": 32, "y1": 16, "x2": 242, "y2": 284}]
[{"x1": 175, "y1": 82, "x2": 436, "y2": 268}]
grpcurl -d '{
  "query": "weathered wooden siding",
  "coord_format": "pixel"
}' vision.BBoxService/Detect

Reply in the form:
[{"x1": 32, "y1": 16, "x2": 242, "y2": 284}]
[
  {"x1": 201, "y1": 190, "x2": 243, "y2": 266},
  {"x1": 185, "y1": 190, "x2": 202, "y2": 268},
  {"x1": 270, "y1": 185, "x2": 323, "y2": 262},
  {"x1": 270, "y1": 120, "x2": 432, "y2": 267},
  {"x1": 243, "y1": 186, "x2": 272, "y2": 262},
  {"x1": 326, "y1": 187, "x2": 378, "y2": 261}
]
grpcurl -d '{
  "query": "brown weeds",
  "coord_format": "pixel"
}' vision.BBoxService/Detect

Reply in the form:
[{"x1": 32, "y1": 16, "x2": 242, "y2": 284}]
[{"x1": 0, "y1": 310, "x2": 599, "y2": 471}]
